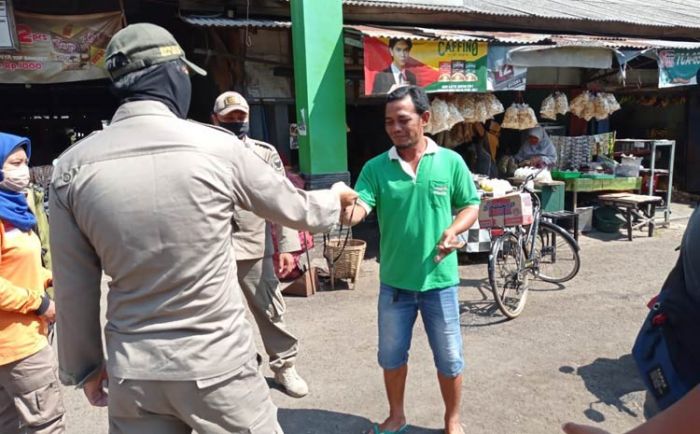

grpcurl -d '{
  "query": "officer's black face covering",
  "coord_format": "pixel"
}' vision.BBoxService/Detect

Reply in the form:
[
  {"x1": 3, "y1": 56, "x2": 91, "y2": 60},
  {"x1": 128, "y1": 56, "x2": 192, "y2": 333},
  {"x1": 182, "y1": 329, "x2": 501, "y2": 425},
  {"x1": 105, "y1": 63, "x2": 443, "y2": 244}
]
[
  {"x1": 219, "y1": 121, "x2": 249, "y2": 139},
  {"x1": 111, "y1": 60, "x2": 192, "y2": 119}
]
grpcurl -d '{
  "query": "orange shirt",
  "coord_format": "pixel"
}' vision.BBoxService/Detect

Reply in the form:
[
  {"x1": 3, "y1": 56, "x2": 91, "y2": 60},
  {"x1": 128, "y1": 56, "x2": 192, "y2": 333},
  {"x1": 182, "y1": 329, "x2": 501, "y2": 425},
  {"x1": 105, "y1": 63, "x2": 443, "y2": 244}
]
[{"x1": 0, "y1": 220, "x2": 52, "y2": 366}]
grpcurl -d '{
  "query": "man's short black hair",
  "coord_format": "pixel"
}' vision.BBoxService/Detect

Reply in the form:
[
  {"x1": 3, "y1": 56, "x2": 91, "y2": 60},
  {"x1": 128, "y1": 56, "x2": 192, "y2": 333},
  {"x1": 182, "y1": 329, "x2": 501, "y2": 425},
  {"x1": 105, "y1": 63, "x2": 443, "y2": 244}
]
[
  {"x1": 386, "y1": 85, "x2": 430, "y2": 115},
  {"x1": 388, "y1": 38, "x2": 413, "y2": 51}
]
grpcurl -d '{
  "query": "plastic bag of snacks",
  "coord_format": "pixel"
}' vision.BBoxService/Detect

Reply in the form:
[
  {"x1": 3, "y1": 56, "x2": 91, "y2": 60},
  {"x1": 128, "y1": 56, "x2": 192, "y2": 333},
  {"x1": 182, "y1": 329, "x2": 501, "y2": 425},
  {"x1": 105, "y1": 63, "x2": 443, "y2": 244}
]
[
  {"x1": 446, "y1": 101, "x2": 464, "y2": 130},
  {"x1": 424, "y1": 112, "x2": 435, "y2": 135},
  {"x1": 517, "y1": 104, "x2": 538, "y2": 130},
  {"x1": 455, "y1": 94, "x2": 475, "y2": 123},
  {"x1": 501, "y1": 103, "x2": 520, "y2": 129},
  {"x1": 569, "y1": 91, "x2": 591, "y2": 118},
  {"x1": 475, "y1": 97, "x2": 490, "y2": 123},
  {"x1": 540, "y1": 94, "x2": 557, "y2": 120},
  {"x1": 554, "y1": 92, "x2": 569, "y2": 115},
  {"x1": 581, "y1": 101, "x2": 596, "y2": 121},
  {"x1": 486, "y1": 93, "x2": 505, "y2": 118},
  {"x1": 430, "y1": 98, "x2": 451, "y2": 133},
  {"x1": 593, "y1": 93, "x2": 611, "y2": 121},
  {"x1": 445, "y1": 123, "x2": 467, "y2": 148},
  {"x1": 603, "y1": 93, "x2": 621, "y2": 113}
]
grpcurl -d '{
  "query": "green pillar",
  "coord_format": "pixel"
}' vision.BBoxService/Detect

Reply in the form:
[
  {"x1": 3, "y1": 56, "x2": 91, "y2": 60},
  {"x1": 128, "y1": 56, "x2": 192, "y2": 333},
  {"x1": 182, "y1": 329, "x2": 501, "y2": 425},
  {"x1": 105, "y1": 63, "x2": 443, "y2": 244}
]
[{"x1": 291, "y1": 0, "x2": 348, "y2": 184}]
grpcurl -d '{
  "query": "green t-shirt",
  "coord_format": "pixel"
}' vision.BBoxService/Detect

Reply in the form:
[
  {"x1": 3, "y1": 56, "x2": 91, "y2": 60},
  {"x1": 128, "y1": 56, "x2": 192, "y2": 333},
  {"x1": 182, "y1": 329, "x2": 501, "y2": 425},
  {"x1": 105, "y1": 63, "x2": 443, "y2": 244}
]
[{"x1": 355, "y1": 140, "x2": 480, "y2": 291}]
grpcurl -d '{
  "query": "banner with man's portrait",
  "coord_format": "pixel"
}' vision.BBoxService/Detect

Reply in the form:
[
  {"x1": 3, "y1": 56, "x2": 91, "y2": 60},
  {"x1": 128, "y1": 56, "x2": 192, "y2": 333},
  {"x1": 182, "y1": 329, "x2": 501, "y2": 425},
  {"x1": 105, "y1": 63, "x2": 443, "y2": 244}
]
[{"x1": 363, "y1": 36, "x2": 488, "y2": 95}]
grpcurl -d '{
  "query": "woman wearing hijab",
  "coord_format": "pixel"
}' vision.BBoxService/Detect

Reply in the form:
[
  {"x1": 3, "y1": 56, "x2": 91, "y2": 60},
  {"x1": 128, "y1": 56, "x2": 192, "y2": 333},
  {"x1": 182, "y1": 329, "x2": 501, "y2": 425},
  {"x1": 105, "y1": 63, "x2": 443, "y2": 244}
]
[
  {"x1": 0, "y1": 133, "x2": 65, "y2": 434},
  {"x1": 515, "y1": 125, "x2": 558, "y2": 168}
]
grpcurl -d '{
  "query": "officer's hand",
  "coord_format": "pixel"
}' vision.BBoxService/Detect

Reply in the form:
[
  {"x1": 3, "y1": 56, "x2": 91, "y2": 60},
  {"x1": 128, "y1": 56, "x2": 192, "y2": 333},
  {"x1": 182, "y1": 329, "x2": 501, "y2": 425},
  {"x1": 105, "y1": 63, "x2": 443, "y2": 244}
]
[
  {"x1": 39, "y1": 300, "x2": 56, "y2": 323},
  {"x1": 331, "y1": 182, "x2": 358, "y2": 208},
  {"x1": 339, "y1": 190, "x2": 358, "y2": 208},
  {"x1": 83, "y1": 366, "x2": 109, "y2": 407},
  {"x1": 562, "y1": 423, "x2": 610, "y2": 434},
  {"x1": 277, "y1": 253, "x2": 296, "y2": 278}
]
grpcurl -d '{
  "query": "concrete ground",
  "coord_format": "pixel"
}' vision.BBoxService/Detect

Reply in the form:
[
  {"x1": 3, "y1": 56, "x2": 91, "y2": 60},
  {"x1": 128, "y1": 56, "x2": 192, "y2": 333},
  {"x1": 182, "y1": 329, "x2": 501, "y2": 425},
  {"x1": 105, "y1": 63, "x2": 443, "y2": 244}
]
[{"x1": 57, "y1": 202, "x2": 696, "y2": 434}]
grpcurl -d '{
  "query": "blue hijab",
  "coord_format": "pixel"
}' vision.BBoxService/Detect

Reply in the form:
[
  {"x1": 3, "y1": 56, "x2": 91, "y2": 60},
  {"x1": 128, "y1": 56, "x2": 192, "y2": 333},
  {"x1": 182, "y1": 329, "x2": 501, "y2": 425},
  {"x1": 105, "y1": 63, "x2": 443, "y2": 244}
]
[{"x1": 0, "y1": 133, "x2": 36, "y2": 231}]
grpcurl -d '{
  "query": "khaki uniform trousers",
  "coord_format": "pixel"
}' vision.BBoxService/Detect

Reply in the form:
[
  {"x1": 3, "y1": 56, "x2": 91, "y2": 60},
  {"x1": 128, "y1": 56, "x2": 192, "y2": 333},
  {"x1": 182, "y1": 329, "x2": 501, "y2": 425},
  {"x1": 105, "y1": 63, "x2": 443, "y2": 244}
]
[
  {"x1": 0, "y1": 345, "x2": 65, "y2": 434},
  {"x1": 237, "y1": 257, "x2": 299, "y2": 372},
  {"x1": 108, "y1": 357, "x2": 283, "y2": 434}
]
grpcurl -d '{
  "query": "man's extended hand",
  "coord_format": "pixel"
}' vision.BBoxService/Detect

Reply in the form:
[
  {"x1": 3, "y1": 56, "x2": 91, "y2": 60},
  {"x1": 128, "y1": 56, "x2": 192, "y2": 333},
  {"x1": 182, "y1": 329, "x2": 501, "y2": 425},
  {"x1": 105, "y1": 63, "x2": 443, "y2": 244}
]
[
  {"x1": 435, "y1": 229, "x2": 465, "y2": 263},
  {"x1": 83, "y1": 366, "x2": 109, "y2": 407},
  {"x1": 276, "y1": 253, "x2": 296, "y2": 278}
]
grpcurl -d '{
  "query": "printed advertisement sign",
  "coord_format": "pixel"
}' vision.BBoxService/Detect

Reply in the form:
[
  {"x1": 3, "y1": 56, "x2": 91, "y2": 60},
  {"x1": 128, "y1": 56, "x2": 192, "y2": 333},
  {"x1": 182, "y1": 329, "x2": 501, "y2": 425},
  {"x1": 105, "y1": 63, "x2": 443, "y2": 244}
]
[
  {"x1": 0, "y1": 11, "x2": 122, "y2": 84},
  {"x1": 658, "y1": 49, "x2": 700, "y2": 88},
  {"x1": 0, "y1": 0, "x2": 17, "y2": 50},
  {"x1": 364, "y1": 36, "x2": 488, "y2": 95},
  {"x1": 487, "y1": 46, "x2": 527, "y2": 91}
]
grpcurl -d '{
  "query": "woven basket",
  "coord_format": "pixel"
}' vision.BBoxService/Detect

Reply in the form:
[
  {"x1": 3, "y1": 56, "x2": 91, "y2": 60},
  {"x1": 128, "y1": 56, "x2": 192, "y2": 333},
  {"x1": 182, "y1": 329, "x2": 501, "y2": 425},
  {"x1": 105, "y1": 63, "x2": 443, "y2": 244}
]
[{"x1": 325, "y1": 238, "x2": 367, "y2": 288}]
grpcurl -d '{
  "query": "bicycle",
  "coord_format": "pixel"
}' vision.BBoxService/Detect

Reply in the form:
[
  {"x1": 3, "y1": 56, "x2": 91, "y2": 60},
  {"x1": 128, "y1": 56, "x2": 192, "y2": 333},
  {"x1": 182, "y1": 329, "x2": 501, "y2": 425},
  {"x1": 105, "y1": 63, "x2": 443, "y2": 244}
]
[{"x1": 487, "y1": 172, "x2": 581, "y2": 319}]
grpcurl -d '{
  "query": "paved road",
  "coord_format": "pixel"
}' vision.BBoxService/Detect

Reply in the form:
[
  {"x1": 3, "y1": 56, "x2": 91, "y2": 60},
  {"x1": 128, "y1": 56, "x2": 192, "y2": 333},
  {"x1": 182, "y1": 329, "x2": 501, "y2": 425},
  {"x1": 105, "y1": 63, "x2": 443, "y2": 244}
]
[{"x1": 57, "y1": 204, "x2": 694, "y2": 434}]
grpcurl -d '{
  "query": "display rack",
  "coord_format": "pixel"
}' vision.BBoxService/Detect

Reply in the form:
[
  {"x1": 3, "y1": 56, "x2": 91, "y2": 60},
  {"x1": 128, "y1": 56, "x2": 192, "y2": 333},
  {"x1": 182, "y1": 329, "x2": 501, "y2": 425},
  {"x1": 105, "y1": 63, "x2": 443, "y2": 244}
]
[{"x1": 614, "y1": 139, "x2": 675, "y2": 226}]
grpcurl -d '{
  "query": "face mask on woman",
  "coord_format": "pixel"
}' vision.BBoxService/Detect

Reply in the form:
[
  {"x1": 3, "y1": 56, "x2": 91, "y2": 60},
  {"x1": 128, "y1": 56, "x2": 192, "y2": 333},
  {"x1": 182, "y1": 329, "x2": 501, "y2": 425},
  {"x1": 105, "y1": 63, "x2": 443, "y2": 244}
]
[{"x1": 0, "y1": 164, "x2": 30, "y2": 193}]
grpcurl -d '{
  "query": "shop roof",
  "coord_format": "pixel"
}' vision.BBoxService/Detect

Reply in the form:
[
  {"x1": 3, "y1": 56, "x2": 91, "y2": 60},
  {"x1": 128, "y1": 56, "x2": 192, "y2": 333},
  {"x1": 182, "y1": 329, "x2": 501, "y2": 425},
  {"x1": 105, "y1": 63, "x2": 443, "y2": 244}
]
[
  {"x1": 338, "y1": 0, "x2": 700, "y2": 30},
  {"x1": 348, "y1": 25, "x2": 490, "y2": 42},
  {"x1": 181, "y1": 17, "x2": 700, "y2": 50},
  {"x1": 180, "y1": 16, "x2": 291, "y2": 28},
  {"x1": 348, "y1": 24, "x2": 700, "y2": 50}
]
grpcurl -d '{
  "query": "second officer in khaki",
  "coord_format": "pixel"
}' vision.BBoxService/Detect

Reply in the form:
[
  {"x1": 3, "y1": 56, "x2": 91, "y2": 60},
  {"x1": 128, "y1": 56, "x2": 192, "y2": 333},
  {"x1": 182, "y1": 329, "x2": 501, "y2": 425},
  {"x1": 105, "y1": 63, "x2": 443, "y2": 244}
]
[{"x1": 212, "y1": 91, "x2": 308, "y2": 397}]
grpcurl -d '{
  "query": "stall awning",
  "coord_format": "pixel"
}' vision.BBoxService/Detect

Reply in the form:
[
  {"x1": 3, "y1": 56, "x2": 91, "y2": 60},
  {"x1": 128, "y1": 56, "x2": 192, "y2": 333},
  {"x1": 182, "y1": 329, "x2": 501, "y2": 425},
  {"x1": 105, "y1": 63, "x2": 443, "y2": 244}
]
[
  {"x1": 507, "y1": 46, "x2": 615, "y2": 69},
  {"x1": 181, "y1": 19, "x2": 700, "y2": 52},
  {"x1": 346, "y1": 24, "x2": 700, "y2": 50},
  {"x1": 346, "y1": 24, "x2": 700, "y2": 69},
  {"x1": 345, "y1": 24, "x2": 548, "y2": 44},
  {"x1": 180, "y1": 16, "x2": 291, "y2": 29}
]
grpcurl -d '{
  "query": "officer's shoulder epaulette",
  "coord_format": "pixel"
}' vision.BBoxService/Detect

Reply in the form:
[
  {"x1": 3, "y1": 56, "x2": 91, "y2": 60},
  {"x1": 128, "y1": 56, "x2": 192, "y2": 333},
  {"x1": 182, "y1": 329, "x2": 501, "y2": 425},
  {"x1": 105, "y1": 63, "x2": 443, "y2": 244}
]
[
  {"x1": 186, "y1": 119, "x2": 236, "y2": 136},
  {"x1": 55, "y1": 130, "x2": 100, "y2": 160},
  {"x1": 249, "y1": 139, "x2": 275, "y2": 152}
]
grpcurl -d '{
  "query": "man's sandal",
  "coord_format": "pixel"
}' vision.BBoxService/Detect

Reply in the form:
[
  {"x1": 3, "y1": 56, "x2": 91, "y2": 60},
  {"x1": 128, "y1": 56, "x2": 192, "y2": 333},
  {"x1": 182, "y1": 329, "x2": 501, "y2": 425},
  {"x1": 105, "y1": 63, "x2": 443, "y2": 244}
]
[{"x1": 370, "y1": 423, "x2": 408, "y2": 434}]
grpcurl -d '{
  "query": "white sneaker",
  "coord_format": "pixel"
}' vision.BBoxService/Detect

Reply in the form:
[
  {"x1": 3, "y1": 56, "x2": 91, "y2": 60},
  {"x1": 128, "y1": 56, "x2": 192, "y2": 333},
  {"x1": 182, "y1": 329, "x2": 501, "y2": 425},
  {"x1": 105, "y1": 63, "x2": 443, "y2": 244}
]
[{"x1": 274, "y1": 366, "x2": 309, "y2": 398}]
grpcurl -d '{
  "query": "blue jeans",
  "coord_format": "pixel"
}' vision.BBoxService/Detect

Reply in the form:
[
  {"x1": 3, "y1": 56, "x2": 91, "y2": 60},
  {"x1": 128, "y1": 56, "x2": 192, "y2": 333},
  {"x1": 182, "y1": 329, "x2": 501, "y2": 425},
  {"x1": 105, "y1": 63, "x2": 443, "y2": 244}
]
[{"x1": 377, "y1": 283, "x2": 464, "y2": 377}]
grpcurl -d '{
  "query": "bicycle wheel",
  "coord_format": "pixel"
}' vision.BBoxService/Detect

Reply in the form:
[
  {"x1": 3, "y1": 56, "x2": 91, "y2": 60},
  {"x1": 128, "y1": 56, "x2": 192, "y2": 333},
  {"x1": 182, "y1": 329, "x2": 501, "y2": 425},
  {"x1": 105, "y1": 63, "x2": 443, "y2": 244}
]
[
  {"x1": 533, "y1": 221, "x2": 581, "y2": 283},
  {"x1": 488, "y1": 232, "x2": 529, "y2": 319}
]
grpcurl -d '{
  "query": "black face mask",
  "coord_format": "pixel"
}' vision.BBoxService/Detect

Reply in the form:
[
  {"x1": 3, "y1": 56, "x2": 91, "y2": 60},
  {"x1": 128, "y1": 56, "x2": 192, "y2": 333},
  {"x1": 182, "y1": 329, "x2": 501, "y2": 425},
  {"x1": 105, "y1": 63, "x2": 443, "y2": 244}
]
[
  {"x1": 111, "y1": 60, "x2": 192, "y2": 119},
  {"x1": 219, "y1": 121, "x2": 249, "y2": 139}
]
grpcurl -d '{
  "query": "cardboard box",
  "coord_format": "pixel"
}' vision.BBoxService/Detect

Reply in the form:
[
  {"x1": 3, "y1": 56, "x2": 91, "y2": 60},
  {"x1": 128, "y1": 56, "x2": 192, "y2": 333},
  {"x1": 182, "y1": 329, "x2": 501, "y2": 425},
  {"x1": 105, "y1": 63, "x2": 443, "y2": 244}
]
[
  {"x1": 479, "y1": 192, "x2": 534, "y2": 228},
  {"x1": 281, "y1": 267, "x2": 318, "y2": 297}
]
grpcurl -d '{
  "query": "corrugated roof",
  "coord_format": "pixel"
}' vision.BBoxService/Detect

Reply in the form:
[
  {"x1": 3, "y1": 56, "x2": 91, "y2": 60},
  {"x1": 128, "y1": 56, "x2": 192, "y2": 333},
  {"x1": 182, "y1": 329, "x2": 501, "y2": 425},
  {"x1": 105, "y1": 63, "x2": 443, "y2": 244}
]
[
  {"x1": 349, "y1": 25, "x2": 700, "y2": 50},
  {"x1": 347, "y1": 25, "x2": 549, "y2": 44},
  {"x1": 181, "y1": 18, "x2": 700, "y2": 50},
  {"x1": 348, "y1": 25, "x2": 491, "y2": 41},
  {"x1": 180, "y1": 16, "x2": 291, "y2": 28},
  {"x1": 340, "y1": 0, "x2": 700, "y2": 29}
]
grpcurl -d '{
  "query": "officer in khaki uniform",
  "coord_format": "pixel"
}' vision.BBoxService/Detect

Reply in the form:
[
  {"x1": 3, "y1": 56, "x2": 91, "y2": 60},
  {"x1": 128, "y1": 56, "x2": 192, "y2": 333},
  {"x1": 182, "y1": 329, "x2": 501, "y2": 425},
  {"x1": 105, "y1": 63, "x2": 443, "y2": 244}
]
[
  {"x1": 212, "y1": 91, "x2": 309, "y2": 397},
  {"x1": 49, "y1": 24, "x2": 357, "y2": 434}
]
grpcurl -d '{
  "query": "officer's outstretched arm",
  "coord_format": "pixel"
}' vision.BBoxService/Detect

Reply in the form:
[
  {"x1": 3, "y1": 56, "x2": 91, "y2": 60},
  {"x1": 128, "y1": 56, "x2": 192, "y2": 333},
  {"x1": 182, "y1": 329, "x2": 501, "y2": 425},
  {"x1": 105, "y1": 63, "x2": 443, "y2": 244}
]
[{"x1": 230, "y1": 146, "x2": 350, "y2": 234}]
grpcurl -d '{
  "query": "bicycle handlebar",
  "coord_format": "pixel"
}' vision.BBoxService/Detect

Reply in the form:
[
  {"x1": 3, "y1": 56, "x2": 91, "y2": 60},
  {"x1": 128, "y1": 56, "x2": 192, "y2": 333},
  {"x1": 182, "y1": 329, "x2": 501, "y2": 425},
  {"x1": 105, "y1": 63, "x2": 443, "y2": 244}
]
[{"x1": 517, "y1": 167, "x2": 547, "y2": 192}]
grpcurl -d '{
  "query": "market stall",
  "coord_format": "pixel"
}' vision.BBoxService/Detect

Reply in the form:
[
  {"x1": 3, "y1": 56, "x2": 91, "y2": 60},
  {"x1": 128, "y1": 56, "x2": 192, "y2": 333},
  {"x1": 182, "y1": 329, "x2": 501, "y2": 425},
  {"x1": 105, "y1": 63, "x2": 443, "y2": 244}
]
[{"x1": 351, "y1": 24, "x2": 700, "y2": 242}]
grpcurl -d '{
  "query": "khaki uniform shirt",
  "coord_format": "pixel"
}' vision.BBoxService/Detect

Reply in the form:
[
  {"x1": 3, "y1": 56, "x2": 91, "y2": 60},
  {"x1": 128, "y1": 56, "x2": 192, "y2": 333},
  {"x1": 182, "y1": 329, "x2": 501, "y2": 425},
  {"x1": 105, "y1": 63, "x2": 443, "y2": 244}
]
[
  {"x1": 49, "y1": 101, "x2": 340, "y2": 384},
  {"x1": 233, "y1": 137, "x2": 301, "y2": 260}
]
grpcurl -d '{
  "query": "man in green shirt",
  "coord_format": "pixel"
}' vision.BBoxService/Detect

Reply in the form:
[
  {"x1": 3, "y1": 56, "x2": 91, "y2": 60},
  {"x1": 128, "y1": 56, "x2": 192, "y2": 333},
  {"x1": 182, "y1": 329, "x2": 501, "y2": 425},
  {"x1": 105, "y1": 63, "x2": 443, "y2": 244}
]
[{"x1": 343, "y1": 85, "x2": 480, "y2": 434}]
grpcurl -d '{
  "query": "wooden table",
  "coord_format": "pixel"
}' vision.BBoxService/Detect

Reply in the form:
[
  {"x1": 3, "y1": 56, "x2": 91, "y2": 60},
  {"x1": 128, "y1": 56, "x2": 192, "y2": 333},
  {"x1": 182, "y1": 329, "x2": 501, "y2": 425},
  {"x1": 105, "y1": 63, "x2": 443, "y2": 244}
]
[{"x1": 597, "y1": 193, "x2": 663, "y2": 241}]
